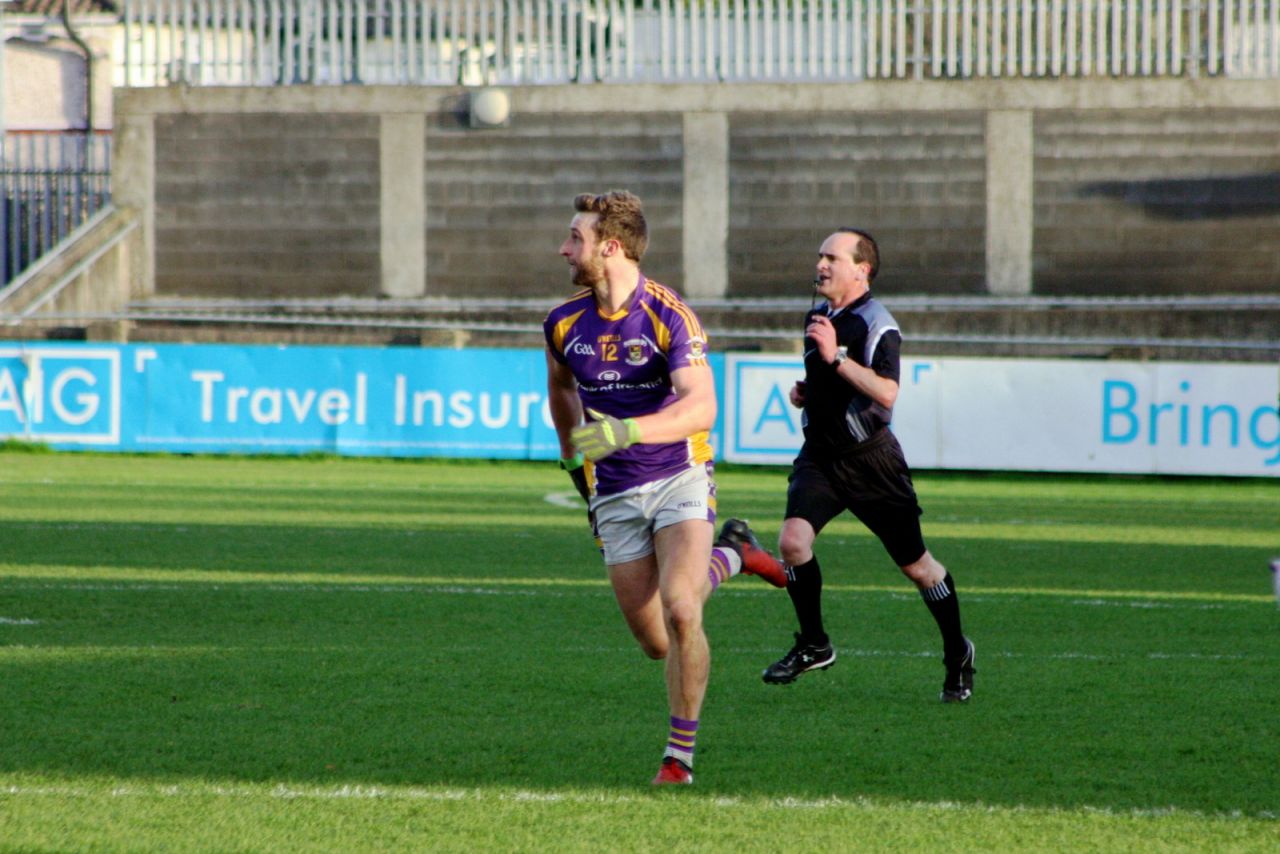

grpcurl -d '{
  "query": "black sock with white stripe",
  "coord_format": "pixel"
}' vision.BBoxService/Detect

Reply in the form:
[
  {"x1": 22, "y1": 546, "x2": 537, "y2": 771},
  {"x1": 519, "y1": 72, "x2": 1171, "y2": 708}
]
[
  {"x1": 786, "y1": 557, "x2": 828, "y2": 646},
  {"x1": 920, "y1": 572, "x2": 966, "y2": 662}
]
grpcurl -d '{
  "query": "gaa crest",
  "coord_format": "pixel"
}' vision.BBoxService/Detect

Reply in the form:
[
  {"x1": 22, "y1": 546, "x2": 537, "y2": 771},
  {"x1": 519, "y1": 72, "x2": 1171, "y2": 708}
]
[{"x1": 624, "y1": 339, "x2": 651, "y2": 366}]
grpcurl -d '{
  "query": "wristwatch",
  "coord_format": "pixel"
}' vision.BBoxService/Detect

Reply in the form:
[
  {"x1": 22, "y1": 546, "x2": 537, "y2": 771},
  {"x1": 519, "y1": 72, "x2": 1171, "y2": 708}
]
[{"x1": 832, "y1": 347, "x2": 848, "y2": 367}]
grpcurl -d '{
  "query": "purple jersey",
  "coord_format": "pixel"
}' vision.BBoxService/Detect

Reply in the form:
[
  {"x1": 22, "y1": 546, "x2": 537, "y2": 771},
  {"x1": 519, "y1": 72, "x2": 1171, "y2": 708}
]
[{"x1": 544, "y1": 274, "x2": 713, "y2": 495}]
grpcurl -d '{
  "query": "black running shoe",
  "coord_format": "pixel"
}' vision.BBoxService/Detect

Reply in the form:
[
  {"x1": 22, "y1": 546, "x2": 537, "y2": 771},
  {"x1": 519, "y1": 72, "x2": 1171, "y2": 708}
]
[
  {"x1": 762, "y1": 632, "x2": 836, "y2": 684},
  {"x1": 940, "y1": 637, "x2": 975, "y2": 703}
]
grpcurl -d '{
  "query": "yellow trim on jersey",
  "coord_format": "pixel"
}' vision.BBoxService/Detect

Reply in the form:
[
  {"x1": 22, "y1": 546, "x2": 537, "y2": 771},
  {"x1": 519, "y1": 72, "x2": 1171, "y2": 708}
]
[
  {"x1": 644, "y1": 280, "x2": 709, "y2": 367},
  {"x1": 550, "y1": 308, "x2": 589, "y2": 354},
  {"x1": 688, "y1": 430, "x2": 714, "y2": 466},
  {"x1": 645, "y1": 280, "x2": 707, "y2": 340},
  {"x1": 640, "y1": 301, "x2": 672, "y2": 352}
]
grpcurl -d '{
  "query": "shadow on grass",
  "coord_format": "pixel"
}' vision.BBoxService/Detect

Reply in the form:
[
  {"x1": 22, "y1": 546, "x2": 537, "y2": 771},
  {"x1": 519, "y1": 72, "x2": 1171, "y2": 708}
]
[
  {"x1": 0, "y1": 518, "x2": 592, "y2": 580},
  {"x1": 1, "y1": 515, "x2": 1274, "y2": 595},
  {"x1": 2, "y1": 530, "x2": 1278, "y2": 816}
]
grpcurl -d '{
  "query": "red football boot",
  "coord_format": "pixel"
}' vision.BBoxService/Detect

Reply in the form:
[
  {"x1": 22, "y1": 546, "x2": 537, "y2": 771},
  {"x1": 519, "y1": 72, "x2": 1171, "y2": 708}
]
[
  {"x1": 652, "y1": 756, "x2": 693, "y2": 785},
  {"x1": 716, "y1": 518, "x2": 788, "y2": 588}
]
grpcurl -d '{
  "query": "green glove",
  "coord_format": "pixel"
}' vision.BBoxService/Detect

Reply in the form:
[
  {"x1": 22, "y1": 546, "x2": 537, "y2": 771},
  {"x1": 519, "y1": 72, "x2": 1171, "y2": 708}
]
[{"x1": 571, "y1": 408, "x2": 642, "y2": 462}]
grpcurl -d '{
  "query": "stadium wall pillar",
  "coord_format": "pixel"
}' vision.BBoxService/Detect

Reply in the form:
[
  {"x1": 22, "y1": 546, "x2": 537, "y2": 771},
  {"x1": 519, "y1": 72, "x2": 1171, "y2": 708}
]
[
  {"x1": 111, "y1": 109, "x2": 154, "y2": 301},
  {"x1": 111, "y1": 81, "x2": 1280, "y2": 302},
  {"x1": 985, "y1": 109, "x2": 1034, "y2": 296},
  {"x1": 380, "y1": 112, "x2": 427, "y2": 298},
  {"x1": 681, "y1": 111, "x2": 730, "y2": 298}
]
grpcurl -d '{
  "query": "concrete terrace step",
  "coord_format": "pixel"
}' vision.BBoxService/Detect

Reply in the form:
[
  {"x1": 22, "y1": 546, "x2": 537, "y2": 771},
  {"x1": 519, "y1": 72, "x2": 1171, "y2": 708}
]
[{"x1": 1, "y1": 294, "x2": 1253, "y2": 362}]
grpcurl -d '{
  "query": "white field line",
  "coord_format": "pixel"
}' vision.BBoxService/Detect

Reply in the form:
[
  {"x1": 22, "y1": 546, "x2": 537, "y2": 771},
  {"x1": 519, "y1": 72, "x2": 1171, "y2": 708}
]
[
  {"x1": 0, "y1": 522, "x2": 465, "y2": 538},
  {"x1": 1, "y1": 582, "x2": 551, "y2": 596},
  {"x1": 0, "y1": 478, "x2": 441, "y2": 492},
  {"x1": 714, "y1": 646, "x2": 1273, "y2": 662},
  {"x1": 544, "y1": 490, "x2": 584, "y2": 509},
  {"x1": 0, "y1": 780, "x2": 1273, "y2": 822},
  {"x1": 0, "y1": 617, "x2": 40, "y2": 625},
  {"x1": 0, "y1": 641, "x2": 1270, "y2": 664},
  {"x1": 0, "y1": 579, "x2": 1268, "y2": 610}
]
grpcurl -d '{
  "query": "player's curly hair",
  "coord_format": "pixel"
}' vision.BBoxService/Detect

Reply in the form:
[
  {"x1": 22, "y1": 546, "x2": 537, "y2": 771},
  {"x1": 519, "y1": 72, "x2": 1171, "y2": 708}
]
[{"x1": 574, "y1": 190, "x2": 648, "y2": 262}]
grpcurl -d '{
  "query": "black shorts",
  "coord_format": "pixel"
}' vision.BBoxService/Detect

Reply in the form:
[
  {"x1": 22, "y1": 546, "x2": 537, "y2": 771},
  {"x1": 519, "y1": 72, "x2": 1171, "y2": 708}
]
[{"x1": 785, "y1": 429, "x2": 927, "y2": 567}]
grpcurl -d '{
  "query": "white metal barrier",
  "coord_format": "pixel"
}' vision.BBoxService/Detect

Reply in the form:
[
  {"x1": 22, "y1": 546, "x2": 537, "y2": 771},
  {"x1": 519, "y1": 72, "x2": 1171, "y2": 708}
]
[{"x1": 115, "y1": 0, "x2": 1280, "y2": 87}]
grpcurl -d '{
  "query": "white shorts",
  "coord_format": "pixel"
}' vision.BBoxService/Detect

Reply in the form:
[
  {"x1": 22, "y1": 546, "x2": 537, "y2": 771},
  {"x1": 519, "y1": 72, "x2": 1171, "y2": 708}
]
[{"x1": 589, "y1": 465, "x2": 717, "y2": 566}]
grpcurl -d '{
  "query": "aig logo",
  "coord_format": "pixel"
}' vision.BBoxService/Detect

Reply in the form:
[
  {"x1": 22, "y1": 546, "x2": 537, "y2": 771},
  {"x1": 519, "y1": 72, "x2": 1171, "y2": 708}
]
[{"x1": 0, "y1": 348, "x2": 121, "y2": 443}]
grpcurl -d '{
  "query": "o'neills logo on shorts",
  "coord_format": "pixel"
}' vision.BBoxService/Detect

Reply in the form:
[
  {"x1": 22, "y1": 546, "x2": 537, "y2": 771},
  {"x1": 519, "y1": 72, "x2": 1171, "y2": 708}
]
[{"x1": 677, "y1": 500, "x2": 704, "y2": 509}]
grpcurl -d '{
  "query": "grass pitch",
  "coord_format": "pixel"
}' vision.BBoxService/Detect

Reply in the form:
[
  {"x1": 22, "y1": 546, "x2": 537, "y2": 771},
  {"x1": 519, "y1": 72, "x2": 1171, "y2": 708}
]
[{"x1": 0, "y1": 452, "x2": 1277, "y2": 851}]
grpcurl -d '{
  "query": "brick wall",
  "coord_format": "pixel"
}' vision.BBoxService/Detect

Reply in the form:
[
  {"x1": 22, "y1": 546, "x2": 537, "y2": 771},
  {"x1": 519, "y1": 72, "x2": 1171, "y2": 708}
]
[
  {"x1": 423, "y1": 111, "x2": 684, "y2": 296},
  {"x1": 728, "y1": 112, "x2": 987, "y2": 296},
  {"x1": 1034, "y1": 109, "x2": 1280, "y2": 295},
  {"x1": 154, "y1": 112, "x2": 380, "y2": 297},
  {"x1": 135, "y1": 91, "x2": 1280, "y2": 300}
]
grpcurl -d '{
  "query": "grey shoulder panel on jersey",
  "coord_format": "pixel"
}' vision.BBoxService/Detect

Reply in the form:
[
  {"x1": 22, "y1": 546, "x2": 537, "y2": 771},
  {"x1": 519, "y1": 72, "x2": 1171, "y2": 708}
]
[{"x1": 854, "y1": 298, "x2": 900, "y2": 365}]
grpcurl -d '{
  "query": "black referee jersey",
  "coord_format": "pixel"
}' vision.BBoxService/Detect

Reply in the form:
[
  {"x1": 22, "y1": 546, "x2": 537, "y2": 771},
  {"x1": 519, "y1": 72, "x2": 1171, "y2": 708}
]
[{"x1": 801, "y1": 292, "x2": 903, "y2": 456}]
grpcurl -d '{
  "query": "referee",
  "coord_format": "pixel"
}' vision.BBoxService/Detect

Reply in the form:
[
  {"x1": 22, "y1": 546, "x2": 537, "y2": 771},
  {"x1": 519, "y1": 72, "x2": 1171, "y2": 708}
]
[{"x1": 762, "y1": 228, "x2": 976, "y2": 702}]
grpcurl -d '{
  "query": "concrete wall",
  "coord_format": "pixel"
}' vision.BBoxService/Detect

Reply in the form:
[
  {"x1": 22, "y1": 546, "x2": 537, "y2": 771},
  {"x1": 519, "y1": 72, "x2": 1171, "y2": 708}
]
[
  {"x1": 425, "y1": 110, "x2": 684, "y2": 296},
  {"x1": 1034, "y1": 109, "x2": 1280, "y2": 295},
  {"x1": 728, "y1": 111, "x2": 987, "y2": 295},
  {"x1": 113, "y1": 80, "x2": 1280, "y2": 301},
  {"x1": 153, "y1": 112, "x2": 380, "y2": 297}
]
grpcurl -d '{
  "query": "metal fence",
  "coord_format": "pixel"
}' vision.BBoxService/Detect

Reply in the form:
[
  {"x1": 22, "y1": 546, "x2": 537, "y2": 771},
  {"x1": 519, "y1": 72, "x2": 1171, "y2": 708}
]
[
  {"x1": 1, "y1": 132, "x2": 113, "y2": 286},
  {"x1": 117, "y1": 0, "x2": 1280, "y2": 87}
]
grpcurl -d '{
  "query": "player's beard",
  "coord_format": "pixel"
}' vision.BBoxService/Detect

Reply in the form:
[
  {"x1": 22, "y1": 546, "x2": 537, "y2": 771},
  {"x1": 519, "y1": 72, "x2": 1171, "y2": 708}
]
[{"x1": 571, "y1": 250, "x2": 606, "y2": 289}]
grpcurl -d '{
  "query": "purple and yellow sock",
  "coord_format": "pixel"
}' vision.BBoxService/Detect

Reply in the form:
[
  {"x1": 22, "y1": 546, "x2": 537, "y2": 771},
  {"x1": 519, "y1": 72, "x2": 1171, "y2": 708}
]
[
  {"x1": 707, "y1": 546, "x2": 741, "y2": 591},
  {"x1": 664, "y1": 716, "x2": 698, "y2": 768}
]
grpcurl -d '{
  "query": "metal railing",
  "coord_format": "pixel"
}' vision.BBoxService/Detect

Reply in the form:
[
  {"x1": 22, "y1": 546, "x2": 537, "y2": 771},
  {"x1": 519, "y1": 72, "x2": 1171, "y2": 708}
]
[
  {"x1": 116, "y1": 0, "x2": 1280, "y2": 87},
  {"x1": 1, "y1": 132, "x2": 114, "y2": 286},
  {"x1": 0, "y1": 206, "x2": 139, "y2": 323}
]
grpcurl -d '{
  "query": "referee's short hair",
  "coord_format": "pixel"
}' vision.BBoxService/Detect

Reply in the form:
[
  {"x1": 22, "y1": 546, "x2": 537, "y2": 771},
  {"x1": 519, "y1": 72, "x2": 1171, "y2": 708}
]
[{"x1": 835, "y1": 227, "x2": 880, "y2": 282}]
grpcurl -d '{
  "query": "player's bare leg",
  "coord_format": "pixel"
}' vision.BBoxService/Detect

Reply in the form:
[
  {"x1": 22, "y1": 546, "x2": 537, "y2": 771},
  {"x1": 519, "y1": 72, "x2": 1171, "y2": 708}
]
[
  {"x1": 606, "y1": 524, "x2": 747, "y2": 665},
  {"x1": 655, "y1": 519, "x2": 715, "y2": 719},
  {"x1": 647, "y1": 519, "x2": 714, "y2": 783},
  {"x1": 608, "y1": 555, "x2": 667, "y2": 660},
  {"x1": 608, "y1": 520, "x2": 723, "y2": 783}
]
